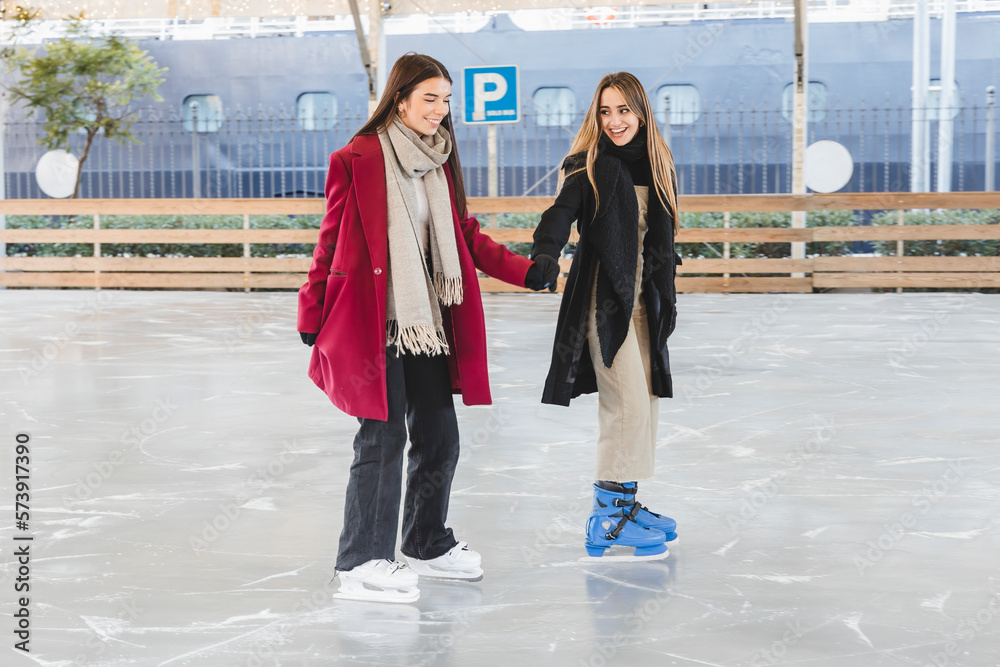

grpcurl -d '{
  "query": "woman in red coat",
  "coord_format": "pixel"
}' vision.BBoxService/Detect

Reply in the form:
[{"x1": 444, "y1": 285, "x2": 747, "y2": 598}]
[{"x1": 297, "y1": 53, "x2": 557, "y2": 604}]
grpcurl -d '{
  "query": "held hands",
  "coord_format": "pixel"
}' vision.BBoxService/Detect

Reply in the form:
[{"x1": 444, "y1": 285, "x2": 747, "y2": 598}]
[
  {"x1": 299, "y1": 332, "x2": 318, "y2": 347},
  {"x1": 525, "y1": 254, "x2": 560, "y2": 292}
]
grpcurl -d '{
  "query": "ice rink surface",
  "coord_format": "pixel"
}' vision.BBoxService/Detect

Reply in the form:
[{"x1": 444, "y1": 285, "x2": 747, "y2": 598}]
[{"x1": 1, "y1": 290, "x2": 999, "y2": 667}]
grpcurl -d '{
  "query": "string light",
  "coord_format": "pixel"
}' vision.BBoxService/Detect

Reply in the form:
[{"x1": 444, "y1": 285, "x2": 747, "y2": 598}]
[{"x1": 15, "y1": 1, "x2": 655, "y2": 21}]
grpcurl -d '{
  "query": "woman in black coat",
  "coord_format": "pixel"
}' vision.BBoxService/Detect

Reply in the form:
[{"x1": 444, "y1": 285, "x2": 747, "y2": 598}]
[{"x1": 530, "y1": 72, "x2": 682, "y2": 561}]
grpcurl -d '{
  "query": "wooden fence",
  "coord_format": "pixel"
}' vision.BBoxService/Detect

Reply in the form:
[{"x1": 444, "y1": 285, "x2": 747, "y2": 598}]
[{"x1": 1, "y1": 192, "x2": 998, "y2": 292}]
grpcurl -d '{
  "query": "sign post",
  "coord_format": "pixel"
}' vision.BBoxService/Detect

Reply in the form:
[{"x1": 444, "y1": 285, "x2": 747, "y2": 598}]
[{"x1": 463, "y1": 65, "x2": 519, "y2": 226}]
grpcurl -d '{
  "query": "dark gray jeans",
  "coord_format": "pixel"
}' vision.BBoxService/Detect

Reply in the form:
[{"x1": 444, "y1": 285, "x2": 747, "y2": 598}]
[{"x1": 335, "y1": 346, "x2": 461, "y2": 572}]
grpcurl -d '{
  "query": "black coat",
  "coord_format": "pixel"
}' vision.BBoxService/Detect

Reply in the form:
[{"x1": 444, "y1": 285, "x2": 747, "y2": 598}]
[{"x1": 531, "y1": 162, "x2": 680, "y2": 406}]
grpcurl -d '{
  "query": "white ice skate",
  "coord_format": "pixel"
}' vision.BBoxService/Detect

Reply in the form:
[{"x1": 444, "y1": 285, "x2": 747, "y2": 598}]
[
  {"x1": 405, "y1": 541, "x2": 484, "y2": 581},
  {"x1": 333, "y1": 559, "x2": 420, "y2": 604}
]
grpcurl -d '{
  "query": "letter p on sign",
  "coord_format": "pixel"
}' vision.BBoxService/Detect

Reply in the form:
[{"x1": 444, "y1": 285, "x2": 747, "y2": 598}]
[{"x1": 472, "y1": 73, "x2": 507, "y2": 121}]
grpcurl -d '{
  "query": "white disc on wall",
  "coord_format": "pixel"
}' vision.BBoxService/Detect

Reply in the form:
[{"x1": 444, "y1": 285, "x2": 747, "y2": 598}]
[
  {"x1": 35, "y1": 149, "x2": 80, "y2": 199},
  {"x1": 804, "y1": 140, "x2": 854, "y2": 193}
]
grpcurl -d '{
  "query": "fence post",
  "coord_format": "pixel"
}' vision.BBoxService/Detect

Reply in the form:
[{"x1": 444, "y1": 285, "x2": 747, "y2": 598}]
[
  {"x1": 94, "y1": 213, "x2": 102, "y2": 291},
  {"x1": 243, "y1": 213, "x2": 251, "y2": 293},
  {"x1": 790, "y1": 0, "x2": 808, "y2": 276},
  {"x1": 896, "y1": 209, "x2": 904, "y2": 294},
  {"x1": 722, "y1": 210, "x2": 730, "y2": 286},
  {"x1": 986, "y1": 86, "x2": 996, "y2": 192}
]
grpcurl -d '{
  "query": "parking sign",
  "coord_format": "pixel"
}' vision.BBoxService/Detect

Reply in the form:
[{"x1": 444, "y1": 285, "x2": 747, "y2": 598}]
[{"x1": 463, "y1": 65, "x2": 519, "y2": 124}]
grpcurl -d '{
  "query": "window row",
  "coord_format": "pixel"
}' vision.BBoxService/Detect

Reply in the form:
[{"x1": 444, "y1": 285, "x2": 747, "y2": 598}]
[
  {"x1": 183, "y1": 93, "x2": 338, "y2": 132},
  {"x1": 533, "y1": 80, "x2": 963, "y2": 127},
  {"x1": 532, "y1": 84, "x2": 826, "y2": 127},
  {"x1": 183, "y1": 80, "x2": 962, "y2": 132}
]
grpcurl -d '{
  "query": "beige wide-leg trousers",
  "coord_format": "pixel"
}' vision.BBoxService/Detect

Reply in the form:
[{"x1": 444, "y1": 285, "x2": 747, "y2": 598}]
[{"x1": 587, "y1": 185, "x2": 658, "y2": 482}]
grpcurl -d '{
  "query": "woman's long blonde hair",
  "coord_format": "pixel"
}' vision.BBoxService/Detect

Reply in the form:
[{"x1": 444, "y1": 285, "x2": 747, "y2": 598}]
[{"x1": 565, "y1": 72, "x2": 679, "y2": 232}]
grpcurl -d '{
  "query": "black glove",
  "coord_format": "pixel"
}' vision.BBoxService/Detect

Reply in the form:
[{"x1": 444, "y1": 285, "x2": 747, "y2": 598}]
[
  {"x1": 525, "y1": 255, "x2": 560, "y2": 292},
  {"x1": 299, "y1": 332, "x2": 317, "y2": 347}
]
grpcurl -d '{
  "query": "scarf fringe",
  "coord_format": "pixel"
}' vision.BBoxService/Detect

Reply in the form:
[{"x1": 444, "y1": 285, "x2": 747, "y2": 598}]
[
  {"x1": 386, "y1": 320, "x2": 450, "y2": 356},
  {"x1": 434, "y1": 273, "x2": 464, "y2": 306}
]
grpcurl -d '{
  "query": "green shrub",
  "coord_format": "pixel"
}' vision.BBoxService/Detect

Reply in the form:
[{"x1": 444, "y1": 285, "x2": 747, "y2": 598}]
[
  {"x1": 4, "y1": 215, "x2": 94, "y2": 257},
  {"x1": 870, "y1": 209, "x2": 1000, "y2": 257},
  {"x1": 495, "y1": 212, "x2": 541, "y2": 257},
  {"x1": 3, "y1": 213, "x2": 323, "y2": 258},
  {"x1": 806, "y1": 209, "x2": 856, "y2": 257}
]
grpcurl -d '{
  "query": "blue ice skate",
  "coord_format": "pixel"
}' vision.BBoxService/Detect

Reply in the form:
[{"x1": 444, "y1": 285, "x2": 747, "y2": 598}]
[
  {"x1": 621, "y1": 482, "x2": 678, "y2": 542},
  {"x1": 583, "y1": 483, "x2": 668, "y2": 561}
]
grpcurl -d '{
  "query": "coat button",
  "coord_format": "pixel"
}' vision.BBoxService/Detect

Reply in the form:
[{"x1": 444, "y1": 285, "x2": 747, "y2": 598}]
[{"x1": 374, "y1": 267, "x2": 383, "y2": 275}]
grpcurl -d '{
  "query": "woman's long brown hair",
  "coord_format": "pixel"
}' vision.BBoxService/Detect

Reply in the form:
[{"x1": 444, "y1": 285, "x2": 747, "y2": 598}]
[
  {"x1": 355, "y1": 53, "x2": 470, "y2": 217},
  {"x1": 565, "y1": 72, "x2": 679, "y2": 232}
]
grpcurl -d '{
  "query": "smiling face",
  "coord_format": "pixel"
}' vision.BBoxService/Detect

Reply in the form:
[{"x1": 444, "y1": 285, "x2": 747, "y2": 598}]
[
  {"x1": 599, "y1": 85, "x2": 640, "y2": 146},
  {"x1": 397, "y1": 76, "x2": 451, "y2": 137}
]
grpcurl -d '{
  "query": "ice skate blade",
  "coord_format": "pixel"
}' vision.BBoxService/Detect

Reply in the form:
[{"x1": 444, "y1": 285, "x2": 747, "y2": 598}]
[
  {"x1": 333, "y1": 588, "x2": 420, "y2": 604},
  {"x1": 408, "y1": 565, "x2": 484, "y2": 582},
  {"x1": 578, "y1": 549, "x2": 669, "y2": 563},
  {"x1": 333, "y1": 591, "x2": 420, "y2": 604}
]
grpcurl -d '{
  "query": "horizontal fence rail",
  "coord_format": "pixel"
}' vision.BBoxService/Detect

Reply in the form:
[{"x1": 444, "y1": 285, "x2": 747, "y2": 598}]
[{"x1": 1, "y1": 192, "x2": 999, "y2": 292}]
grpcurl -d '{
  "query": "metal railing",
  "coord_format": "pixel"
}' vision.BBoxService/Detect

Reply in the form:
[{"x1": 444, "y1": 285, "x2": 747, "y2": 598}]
[{"x1": 3, "y1": 100, "x2": 997, "y2": 199}]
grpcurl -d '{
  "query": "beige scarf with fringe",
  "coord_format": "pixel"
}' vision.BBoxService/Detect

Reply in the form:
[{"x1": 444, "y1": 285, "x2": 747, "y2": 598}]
[{"x1": 379, "y1": 117, "x2": 463, "y2": 355}]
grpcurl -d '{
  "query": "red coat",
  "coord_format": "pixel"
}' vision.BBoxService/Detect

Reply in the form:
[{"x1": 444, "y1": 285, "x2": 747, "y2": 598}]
[{"x1": 298, "y1": 134, "x2": 533, "y2": 420}]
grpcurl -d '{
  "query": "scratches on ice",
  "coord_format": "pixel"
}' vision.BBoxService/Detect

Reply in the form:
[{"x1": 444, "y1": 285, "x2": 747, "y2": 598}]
[
  {"x1": 842, "y1": 613, "x2": 875, "y2": 648},
  {"x1": 920, "y1": 590, "x2": 952, "y2": 613},
  {"x1": 876, "y1": 456, "x2": 976, "y2": 466},
  {"x1": 911, "y1": 529, "x2": 987, "y2": 539},
  {"x1": 242, "y1": 566, "x2": 310, "y2": 587},
  {"x1": 802, "y1": 526, "x2": 829, "y2": 538},
  {"x1": 730, "y1": 574, "x2": 817, "y2": 583},
  {"x1": 240, "y1": 497, "x2": 277, "y2": 511},
  {"x1": 713, "y1": 538, "x2": 739, "y2": 556}
]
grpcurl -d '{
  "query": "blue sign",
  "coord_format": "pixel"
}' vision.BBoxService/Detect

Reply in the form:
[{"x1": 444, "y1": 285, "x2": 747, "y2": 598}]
[{"x1": 463, "y1": 65, "x2": 519, "y2": 124}]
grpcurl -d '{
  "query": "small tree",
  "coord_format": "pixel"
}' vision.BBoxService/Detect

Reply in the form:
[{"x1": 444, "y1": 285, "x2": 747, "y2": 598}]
[{"x1": 3, "y1": 11, "x2": 167, "y2": 197}]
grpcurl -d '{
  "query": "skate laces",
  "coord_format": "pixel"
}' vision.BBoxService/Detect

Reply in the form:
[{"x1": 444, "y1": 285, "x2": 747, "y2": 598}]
[{"x1": 381, "y1": 559, "x2": 406, "y2": 574}]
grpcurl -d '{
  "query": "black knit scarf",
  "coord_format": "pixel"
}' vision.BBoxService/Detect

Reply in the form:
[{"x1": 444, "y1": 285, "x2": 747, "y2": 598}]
[{"x1": 588, "y1": 132, "x2": 675, "y2": 367}]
